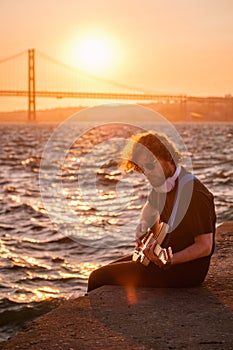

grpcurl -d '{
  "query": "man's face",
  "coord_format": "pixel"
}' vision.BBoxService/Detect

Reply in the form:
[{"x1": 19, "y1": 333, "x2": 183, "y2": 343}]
[{"x1": 136, "y1": 152, "x2": 174, "y2": 187}]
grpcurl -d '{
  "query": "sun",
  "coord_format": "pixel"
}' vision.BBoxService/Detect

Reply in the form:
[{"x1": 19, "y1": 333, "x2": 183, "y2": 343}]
[{"x1": 71, "y1": 35, "x2": 115, "y2": 75}]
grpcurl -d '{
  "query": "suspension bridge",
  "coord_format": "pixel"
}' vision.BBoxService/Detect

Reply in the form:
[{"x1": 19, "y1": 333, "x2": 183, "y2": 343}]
[{"x1": 0, "y1": 49, "x2": 232, "y2": 121}]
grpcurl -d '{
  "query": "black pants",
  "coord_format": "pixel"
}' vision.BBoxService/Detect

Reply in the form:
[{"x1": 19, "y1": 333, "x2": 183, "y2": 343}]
[{"x1": 87, "y1": 255, "x2": 210, "y2": 292}]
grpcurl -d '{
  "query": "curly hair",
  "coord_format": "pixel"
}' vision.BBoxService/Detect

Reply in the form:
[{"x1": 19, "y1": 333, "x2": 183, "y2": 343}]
[{"x1": 120, "y1": 131, "x2": 181, "y2": 173}]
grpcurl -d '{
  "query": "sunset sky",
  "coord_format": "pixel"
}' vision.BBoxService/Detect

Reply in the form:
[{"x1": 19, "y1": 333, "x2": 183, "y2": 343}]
[{"x1": 0, "y1": 0, "x2": 233, "y2": 111}]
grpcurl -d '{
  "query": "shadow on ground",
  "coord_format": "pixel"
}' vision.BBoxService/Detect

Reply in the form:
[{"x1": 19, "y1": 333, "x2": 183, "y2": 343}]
[{"x1": 89, "y1": 285, "x2": 233, "y2": 350}]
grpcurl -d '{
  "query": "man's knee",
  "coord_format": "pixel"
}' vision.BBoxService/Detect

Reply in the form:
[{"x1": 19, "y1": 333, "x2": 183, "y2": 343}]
[
  {"x1": 87, "y1": 266, "x2": 107, "y2": 292},
  {"x1": 87, "y1": 269, "x2": 98, "y2": 292}
]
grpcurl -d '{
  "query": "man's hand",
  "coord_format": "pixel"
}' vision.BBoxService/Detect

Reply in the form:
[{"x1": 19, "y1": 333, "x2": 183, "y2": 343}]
[{"x1": 143, "y1": 240, "x2": 173, "y2": 268}]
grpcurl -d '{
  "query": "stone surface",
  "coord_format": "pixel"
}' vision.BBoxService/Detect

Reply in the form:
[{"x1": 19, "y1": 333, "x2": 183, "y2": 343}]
[{"x1": 1, "y1": 222, "x2": 233, "y2": 350}]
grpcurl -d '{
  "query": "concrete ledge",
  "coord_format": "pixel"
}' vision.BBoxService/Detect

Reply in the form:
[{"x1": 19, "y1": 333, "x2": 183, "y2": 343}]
[{"x1": 1, "y1": 222, "x2": 233, "y2": 350}]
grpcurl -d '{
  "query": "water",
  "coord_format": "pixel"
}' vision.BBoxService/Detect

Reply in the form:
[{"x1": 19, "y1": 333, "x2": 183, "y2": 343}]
[{"x1": 0, "y1": 122, "x2": 232, "y2": 341}]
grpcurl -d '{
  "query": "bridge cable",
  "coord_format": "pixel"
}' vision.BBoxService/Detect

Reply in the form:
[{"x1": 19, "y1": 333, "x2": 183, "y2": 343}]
[
  {"x1": 0, "y1": 50, "x2": 28, "y2": 64},
  {"x1": 36, "y1": 50, "x2": 154, "y2": 94}
]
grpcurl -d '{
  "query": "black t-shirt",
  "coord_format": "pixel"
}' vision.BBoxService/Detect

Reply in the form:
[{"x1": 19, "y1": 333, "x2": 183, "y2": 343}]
[{"x1": 148, "y1": 167, "x2": 216, "y2": 255}]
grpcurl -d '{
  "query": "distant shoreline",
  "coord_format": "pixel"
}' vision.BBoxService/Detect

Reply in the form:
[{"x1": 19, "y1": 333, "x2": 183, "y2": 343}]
[{"x1": 0, "y1": 103, "x2": 232, "y2": 123}]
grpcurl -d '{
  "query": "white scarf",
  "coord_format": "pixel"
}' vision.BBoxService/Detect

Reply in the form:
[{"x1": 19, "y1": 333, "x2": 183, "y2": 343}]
[{"x1": 153, "y1": 165, "x2": 181, "y2": 193}]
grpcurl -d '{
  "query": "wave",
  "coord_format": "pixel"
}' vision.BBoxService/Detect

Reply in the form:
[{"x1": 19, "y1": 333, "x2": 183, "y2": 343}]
[{"x1": 0, "y1": 298, "x2": 63, "y2": 342}]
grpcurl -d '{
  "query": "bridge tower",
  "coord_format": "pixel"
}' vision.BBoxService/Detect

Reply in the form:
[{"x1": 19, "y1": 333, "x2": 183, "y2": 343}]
[{"x1": 28, "y1": 49, "x2": 36, "y2": 121}]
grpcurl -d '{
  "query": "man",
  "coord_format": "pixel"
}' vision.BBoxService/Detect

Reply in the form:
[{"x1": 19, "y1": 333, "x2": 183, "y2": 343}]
[{"x1": 87, "y1": 131, "x2": 216, "y2": 292}]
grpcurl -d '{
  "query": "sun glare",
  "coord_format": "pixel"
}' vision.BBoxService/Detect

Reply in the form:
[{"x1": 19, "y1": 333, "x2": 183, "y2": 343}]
[{"x1": 70, "y1": 34, "x2": 115, "y2": 75}]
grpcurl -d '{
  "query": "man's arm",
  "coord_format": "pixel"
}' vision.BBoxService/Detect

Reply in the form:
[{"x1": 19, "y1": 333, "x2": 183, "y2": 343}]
[
  {"x1": 171, "y1": 232, "x2": 213, "y2": 265},
  {"x1": 143, "y1": 232, "x2": 213, "y2": 267},
  {"x1": 135, "y1": 200, "x2": 159, "y2": 240}
]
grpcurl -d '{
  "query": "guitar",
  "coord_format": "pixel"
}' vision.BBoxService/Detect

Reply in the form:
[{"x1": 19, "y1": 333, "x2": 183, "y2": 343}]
[{"x1": 132, "y1": 222, "x2": 169, "y2": 266}]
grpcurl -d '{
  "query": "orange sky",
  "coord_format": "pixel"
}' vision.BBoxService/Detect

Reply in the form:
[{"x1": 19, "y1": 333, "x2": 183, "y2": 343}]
[{"x1": 0, "y1": 0, "x2": 233, "y2": 111}]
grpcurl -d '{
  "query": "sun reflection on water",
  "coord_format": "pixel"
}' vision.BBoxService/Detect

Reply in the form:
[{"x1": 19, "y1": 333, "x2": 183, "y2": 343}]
[
  {"x1": 78, "y1": 262, "x2": 101, "y2": 279},
  {"x1": 9, "y1": 285, "x2": 62, "y2": 303}
]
